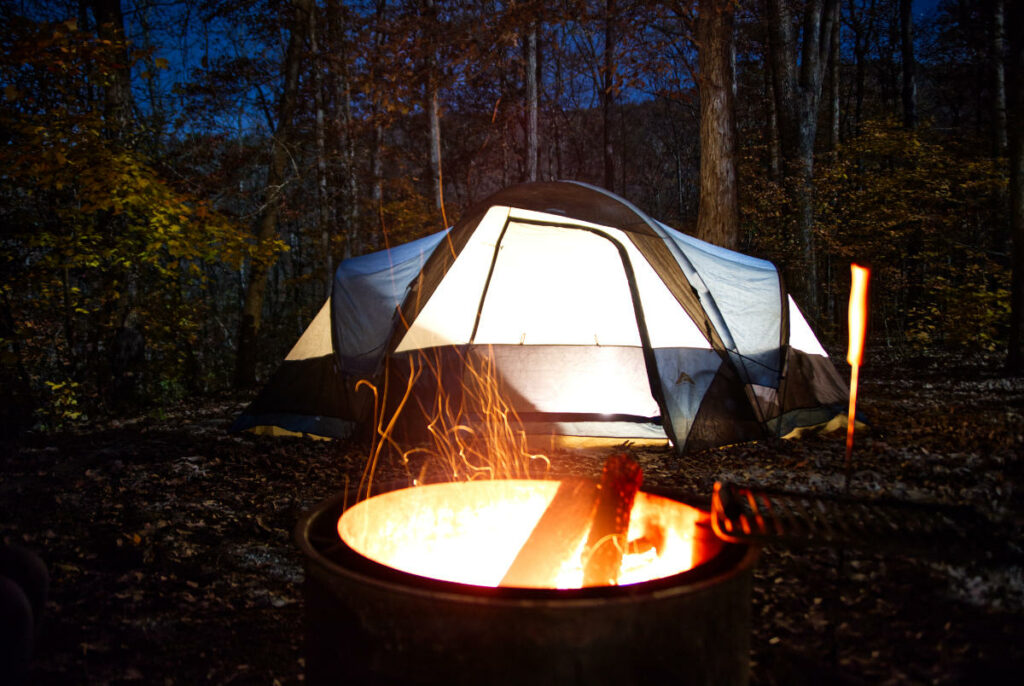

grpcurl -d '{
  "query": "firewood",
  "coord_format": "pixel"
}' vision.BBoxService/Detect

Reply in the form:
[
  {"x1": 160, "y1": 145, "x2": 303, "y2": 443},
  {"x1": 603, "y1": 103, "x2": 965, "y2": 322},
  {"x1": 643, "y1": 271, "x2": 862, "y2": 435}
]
[
  {"x1": 583, "y1": 452, "x2": 643, "y2": 586},
  {"x1": 499, "y1": 477, "x2": 599, "y2": 588}
]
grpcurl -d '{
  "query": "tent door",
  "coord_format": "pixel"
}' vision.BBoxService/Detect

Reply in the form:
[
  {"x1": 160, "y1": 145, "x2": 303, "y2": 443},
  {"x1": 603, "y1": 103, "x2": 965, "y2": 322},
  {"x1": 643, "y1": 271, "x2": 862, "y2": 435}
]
[{"x1": 467, "y1": 219, "x2": 677, "y2": 443}]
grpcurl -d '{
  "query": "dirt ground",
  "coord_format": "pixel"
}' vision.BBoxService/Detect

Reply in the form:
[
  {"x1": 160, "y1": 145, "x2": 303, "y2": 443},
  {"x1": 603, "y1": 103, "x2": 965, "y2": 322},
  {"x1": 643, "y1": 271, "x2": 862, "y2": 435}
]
[{"x1": 2, "y1": 352, "x2": 1022, "y2": 685}]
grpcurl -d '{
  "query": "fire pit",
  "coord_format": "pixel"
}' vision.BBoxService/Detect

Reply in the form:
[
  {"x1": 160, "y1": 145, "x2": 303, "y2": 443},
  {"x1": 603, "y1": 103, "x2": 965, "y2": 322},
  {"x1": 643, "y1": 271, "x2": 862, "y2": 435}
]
[{"x1": 296, "y1": 481, "x2": 757, "y2": 685}]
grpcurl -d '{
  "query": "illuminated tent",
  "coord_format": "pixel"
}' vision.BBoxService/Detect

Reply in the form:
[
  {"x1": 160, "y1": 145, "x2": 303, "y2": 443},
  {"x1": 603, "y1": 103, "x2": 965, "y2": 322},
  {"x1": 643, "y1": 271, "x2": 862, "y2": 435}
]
[{"x1": 233, "y1": 181, "x2": 847, "y2": 454}]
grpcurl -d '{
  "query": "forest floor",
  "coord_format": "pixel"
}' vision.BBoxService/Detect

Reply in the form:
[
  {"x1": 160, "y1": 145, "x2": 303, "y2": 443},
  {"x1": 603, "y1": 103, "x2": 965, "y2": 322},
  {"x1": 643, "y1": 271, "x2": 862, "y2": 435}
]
[{"x1": 2, "y1": 351, "x2": 1023, "y2": 685}]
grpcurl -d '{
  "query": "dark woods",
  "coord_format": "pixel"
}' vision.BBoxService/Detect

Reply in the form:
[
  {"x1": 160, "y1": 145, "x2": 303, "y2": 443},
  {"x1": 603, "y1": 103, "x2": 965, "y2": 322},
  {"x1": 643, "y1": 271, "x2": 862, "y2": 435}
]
[{"x1": 0, "y1": 0, "x2": 1019, "y2": 429}]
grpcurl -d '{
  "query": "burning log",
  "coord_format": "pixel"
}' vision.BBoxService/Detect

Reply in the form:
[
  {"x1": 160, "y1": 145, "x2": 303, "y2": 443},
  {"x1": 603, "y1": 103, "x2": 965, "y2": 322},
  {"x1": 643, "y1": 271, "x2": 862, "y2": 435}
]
[
  {"x1": 583, "y1": 453, "x2": 644, "y2": 586},
  {"x1": 500, "y1": 452, "x2": 646, "y2": 588},
  {"x1": 500, "y1": 477, "x2": 599, "y2": 588}
]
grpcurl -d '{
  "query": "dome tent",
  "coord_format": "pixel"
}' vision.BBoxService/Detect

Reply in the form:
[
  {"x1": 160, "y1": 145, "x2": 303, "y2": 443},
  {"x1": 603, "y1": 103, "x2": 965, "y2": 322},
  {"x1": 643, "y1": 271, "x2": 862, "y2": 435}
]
[{"x1": 232, "y1": 181, "x2": 847, "y2": 454}]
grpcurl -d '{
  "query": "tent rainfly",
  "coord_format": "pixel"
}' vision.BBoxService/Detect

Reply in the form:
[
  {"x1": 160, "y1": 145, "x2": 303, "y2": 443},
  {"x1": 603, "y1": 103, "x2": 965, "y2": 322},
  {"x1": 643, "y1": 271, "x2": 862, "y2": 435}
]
[{"x1": 232, "y1": 181, "x2": 847, "y2": 454}]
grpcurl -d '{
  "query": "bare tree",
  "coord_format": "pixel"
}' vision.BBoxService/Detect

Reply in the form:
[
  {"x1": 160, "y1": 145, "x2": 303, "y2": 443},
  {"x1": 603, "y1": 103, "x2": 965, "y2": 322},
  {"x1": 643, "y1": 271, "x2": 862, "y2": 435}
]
[
  {"x1": 309, "y1": 0, "x2": 332, "y2": 295},
  {"x1": 899, "y1": 0, "x2": 917, "y2": 129},
  {"x1": 992, "y1": 0, "x2": 1008, "y2": 156},
  {"x1": 695, "y1": 0, "x2": 739, "y2": 249},
  {"x1": 369, "y1": 0, "x2": 389, "y2": 250},
  {"x1": 327, "y1": 0, "x2": 360, "y2": 258},
  {"x1": 424, "y1": 0, "x2": 446, "y2": 226},
  {"x1": 526, "y1": 25, "x2": 539, "y2": 182},
  {"x1": 764, "y1": 55, "x2": 782, "y2": 181},
  {"x1": 603, "y1": 0, "x2": 617, "y2": 191},
  {"x1": 1008, "y1": 0, "x2": 1024, "y2": 372},
  {"x1": 766, "y1": 0, "x2": 841, "y2": 318},
  {"x1": 91, "y1": 0, "x2": 133, "y2": 138},
  {"x1": 234, "y1": 0, "x2": 309, "y2": 388},
  {"x1": 827, "y1": 12, "x2": 841, "y2": 150},
  {"x1": 846, "y1": 0, "x2": 878, "y2": 131}
]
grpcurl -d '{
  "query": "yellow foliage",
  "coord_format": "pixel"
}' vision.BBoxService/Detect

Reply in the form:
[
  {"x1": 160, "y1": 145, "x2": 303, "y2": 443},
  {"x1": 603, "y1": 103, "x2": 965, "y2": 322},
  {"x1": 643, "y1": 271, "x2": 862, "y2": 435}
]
[
  {"x1": 742, "y1": 119, "x2": 1009, "y2": 353},
  {"x1": 0, "y1": 16, "x2": 253, "y2": 409}
]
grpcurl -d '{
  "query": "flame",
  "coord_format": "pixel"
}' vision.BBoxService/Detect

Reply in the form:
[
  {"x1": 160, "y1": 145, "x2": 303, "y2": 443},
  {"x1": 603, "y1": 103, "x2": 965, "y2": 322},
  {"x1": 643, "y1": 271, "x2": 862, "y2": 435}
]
[
  {"x1": 845, "y1": 264, "x2": 870, "y2": 479},
  {"x1": 355, "y1": 346, "x2": 550, "y2": 500},
  {"x1": 847, "y1": 264, "x2": 870, "y2": 367},
  {"x1": 339, "y1": 480, "x2": 718, "y2": 588},
  {"x1": 346, "y1": 344, "x2": 711, "y2": 589}
]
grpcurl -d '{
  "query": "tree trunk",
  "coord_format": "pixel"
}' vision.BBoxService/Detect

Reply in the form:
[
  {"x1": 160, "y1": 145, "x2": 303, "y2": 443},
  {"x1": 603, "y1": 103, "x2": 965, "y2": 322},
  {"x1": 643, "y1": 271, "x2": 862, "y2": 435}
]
[
  {"x1": 234, "y1": 0, "x2": 308, "y2": 389},
  {"x1": 372, "y1": 120, "x2": 385, "y2": 248},
  {"x1": 765, "y1": 58, "x2": 782, "y2": 181},
  {"x1": 1007, "y1": 0, "x2": 1024, "y2": 372},
  {"x1": 847, "y1": 0, "x2": 878, "y2": 132},
  {"x1": 883, "y1": 4, "x2": 900, "y2": 113},
  {"x1": 310, "y1": 1, "x2": 332, "y2": 297},
  {"x1": 526, "y1": 26, "x2": 539, "y2": 182},
  {"x1": 767, "y1": 0, "x2": 840, "y2": 319},
  {"x1": 899, "y1": 0, "x2": 917, "y2": 129},
  {"x1": 553, "y1": 27, "x2": 565, "y2": 181},
  {"x1": 328, "y1": 0, "x2": 359, "y2": 259},
  {"x1": 90, "y1": 0, "x2": 136, "y2": 392},
  {"x1": 603, "y1": 0, "x2": 616, "y2": 192},
  {"x1": 852, "y1": 5, "x2": 866, "y2": 128},
  {"x1": 992, "y1": 0, "x2": 1008, "y2": 157},
  {"x1": 425, "y1": 0, "x2": 445, "y2": 227},
  {"x1": 342, "y1": 81, "x2": 359, "y2": 257},
  {"x1": 91, "y1": 0, "x2": 133, "y2": 138},
  {"x1": 827, "y1": 13, "x2": 841, "y2": 151},
  {"x1": 370, "y1": 0, "x2": 388, "y2": 252},
  {"x1": 136, "y1": 3, "x2": 167, "y2": 141},
  {"x1": 428, "y1": 85, "x2": 445, "y2": 225},
  {"x1": 696, "y1": 0, "x2": 740, "y2": 250},
  {"x1": 0, "y1": 290, "x2": 35, "y2": 436}
]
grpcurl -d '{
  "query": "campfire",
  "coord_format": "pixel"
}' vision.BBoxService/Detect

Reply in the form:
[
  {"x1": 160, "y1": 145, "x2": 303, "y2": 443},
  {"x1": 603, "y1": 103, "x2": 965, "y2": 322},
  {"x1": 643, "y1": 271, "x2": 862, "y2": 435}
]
[
  {"x1": 342, "y1": 349, "x2": 725, "y2": 590},
  {"x1": 338, "y1": 457, "x2": 722, "y2": 590},
  {"x1": 294, "y1": 348, "x2": 756, "y2": 685},
  {"x1": 298, "y1": 480, "x2": 755, "y2": 686}
]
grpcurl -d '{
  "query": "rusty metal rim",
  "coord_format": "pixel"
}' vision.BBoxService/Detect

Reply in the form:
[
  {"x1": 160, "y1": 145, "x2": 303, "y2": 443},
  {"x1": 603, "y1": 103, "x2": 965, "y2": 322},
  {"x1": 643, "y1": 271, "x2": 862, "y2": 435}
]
[{"x1": 295, "y1": 486, "x2": 759, "y2": 607}]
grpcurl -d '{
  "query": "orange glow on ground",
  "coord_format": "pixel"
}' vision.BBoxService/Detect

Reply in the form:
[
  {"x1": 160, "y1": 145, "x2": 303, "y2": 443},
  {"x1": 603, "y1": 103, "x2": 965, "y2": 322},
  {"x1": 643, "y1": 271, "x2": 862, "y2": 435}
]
[{"x1": 338, "y1": 480, "x2": 717, "y2": 589}]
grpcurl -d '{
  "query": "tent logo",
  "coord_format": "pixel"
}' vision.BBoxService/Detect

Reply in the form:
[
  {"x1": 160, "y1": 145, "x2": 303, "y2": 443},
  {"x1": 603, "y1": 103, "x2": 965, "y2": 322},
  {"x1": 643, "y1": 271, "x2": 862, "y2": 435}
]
[{"x1": 674, "y1": 371, "x2": 696, "y2": 386}]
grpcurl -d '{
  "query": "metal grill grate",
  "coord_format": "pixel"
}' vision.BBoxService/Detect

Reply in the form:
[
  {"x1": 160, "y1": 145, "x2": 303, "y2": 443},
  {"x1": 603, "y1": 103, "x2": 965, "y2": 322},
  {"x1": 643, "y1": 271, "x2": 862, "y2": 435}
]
[{"x1": 710, "y1": 481, "x2": 985, "y2": 553}]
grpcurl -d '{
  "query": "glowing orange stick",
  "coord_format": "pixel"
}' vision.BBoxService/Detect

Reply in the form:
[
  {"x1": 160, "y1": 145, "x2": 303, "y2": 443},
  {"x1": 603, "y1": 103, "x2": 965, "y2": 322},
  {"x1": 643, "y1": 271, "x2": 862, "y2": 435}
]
[{"x1": 845, "y1": 264, "x2": 870, "y2": 489}]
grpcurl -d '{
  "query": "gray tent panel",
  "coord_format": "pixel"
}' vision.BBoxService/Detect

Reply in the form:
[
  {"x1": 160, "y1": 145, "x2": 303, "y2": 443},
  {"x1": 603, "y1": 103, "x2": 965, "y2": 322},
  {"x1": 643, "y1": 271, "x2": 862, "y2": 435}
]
[
  {"x1": 332, "y1": 230, "x2": 449, "y2": 376},
  {"x1": 653, "y1": 347, "x2": 726, "y2": 449},
  {"x1": 662, "y1": 223, "x2": 784, "y2": 388}
]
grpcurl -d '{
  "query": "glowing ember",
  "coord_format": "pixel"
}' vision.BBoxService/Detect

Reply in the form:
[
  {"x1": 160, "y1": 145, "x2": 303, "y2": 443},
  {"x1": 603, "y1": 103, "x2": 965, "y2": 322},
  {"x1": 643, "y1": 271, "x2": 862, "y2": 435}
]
[
  {"x1": 338, "y1": 480, "x2": 718, "y2": 589},
  {"x1": 355, "y1": 346, "x2": 550, "y2": 501}
]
